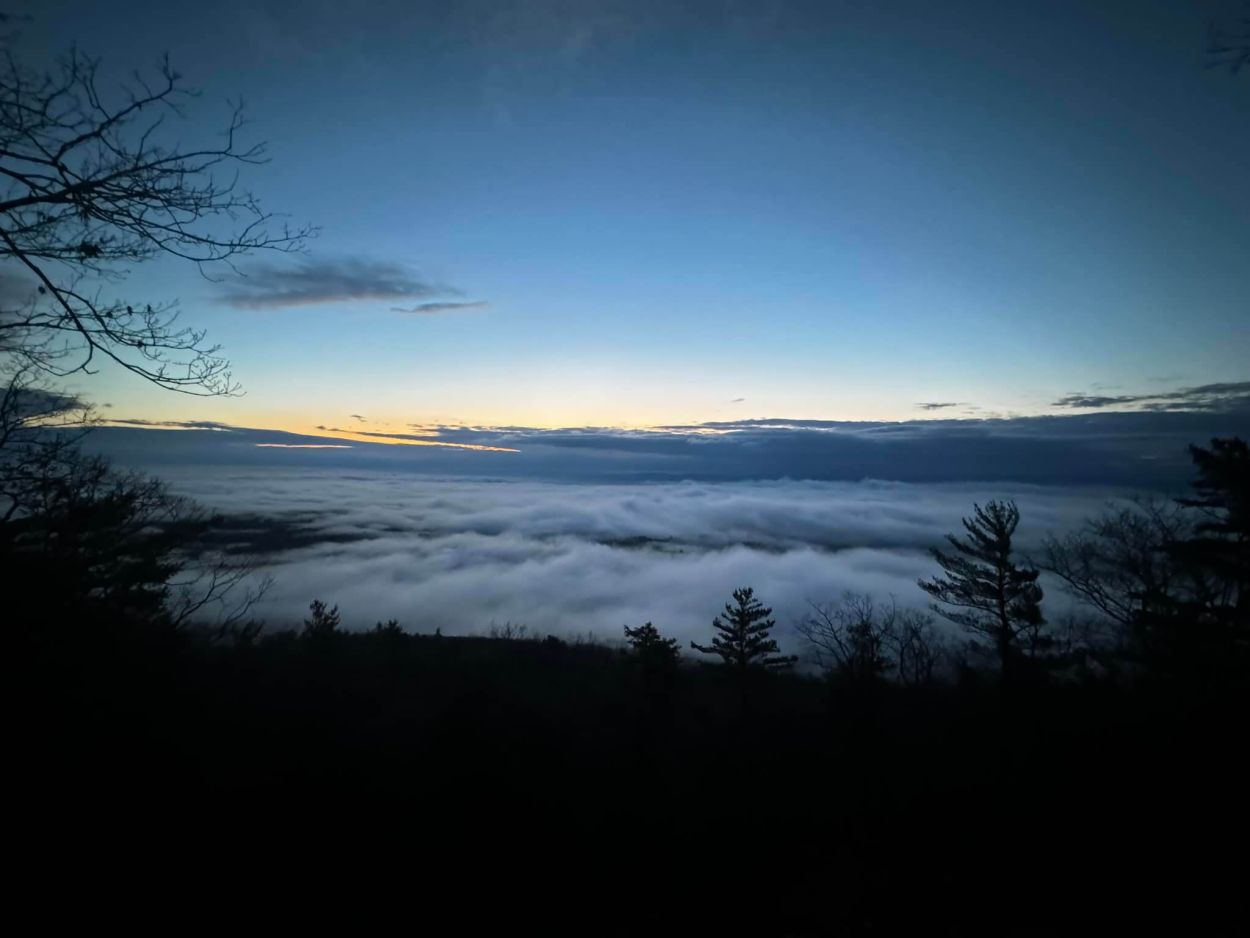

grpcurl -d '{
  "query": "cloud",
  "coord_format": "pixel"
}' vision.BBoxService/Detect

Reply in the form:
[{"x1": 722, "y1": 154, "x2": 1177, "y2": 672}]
[
  {"x1": 84, "y1": 405, "x2": 1250, "y2": 489},
  {"x1": 89, "y1": 402, "x2": 1250, "y2": 645},
  {"x1": 1052, "y1": 381, "x2": 1250, "y2": 413},
  {"x1": 1, "y1": 385, "x2": 83, "y2": 420},
  {"x1": 163, "y1": 470, "x2": 1115, "y2": 648},
  {"x1": 390, "y1": 301, "x2": 489, "y2": 314},
  {"x1": 105, "y1": 418, "x2": 235, "y2": 431},
  {"x1": 219, "y1": 257, "x2": 460, "y2": 309},
  {"x1": 730, "y1": 397, "x2": 746, "y2": 404},
  {"x1": 313, "y1": 426, "x2": 520, "y2": 452},
  {"x1": 350, "y1": 414, "x2": 366, "y2": 422},
  {"x1": 916, "y1": 402, "x2": 963, "y2": 411}
]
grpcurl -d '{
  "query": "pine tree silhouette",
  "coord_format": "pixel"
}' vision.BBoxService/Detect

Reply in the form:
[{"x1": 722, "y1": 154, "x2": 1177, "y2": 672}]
[
  {"x1": 691, "y1": 587, "x2": 796, "y2": 672},
  {"x1": 302, "y1": 599, "x2": 341, "y2": 639},
  {"x1": 1166, "y1": 437, "x2": 1249, "y2": 663},
  {"x1": 624, "y1": 622, "x2": 680, "y2": 663},
  {"x1": 918, "y1": 500, "x2": 1044, "y2": 678}
]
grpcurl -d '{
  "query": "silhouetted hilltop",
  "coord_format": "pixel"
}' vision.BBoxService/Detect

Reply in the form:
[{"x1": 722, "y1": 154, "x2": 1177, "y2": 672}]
[{"x1": 14, "y1": 606, "x2": 1246, "y2": 933}]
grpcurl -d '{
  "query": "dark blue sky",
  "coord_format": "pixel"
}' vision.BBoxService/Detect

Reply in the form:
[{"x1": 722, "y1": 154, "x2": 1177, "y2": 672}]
[{"x1": 16, "y1": 0, "x2": 1250, "y2": 437}]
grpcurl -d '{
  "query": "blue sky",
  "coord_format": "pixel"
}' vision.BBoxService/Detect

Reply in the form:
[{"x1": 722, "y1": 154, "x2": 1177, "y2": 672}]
[{"x1": 17, "y1": 0, "x2": 1250, "y2": 435}]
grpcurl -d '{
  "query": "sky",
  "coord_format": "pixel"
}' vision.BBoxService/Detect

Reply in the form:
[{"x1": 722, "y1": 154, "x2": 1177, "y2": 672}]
[{"x1": 11, "y1": 0, "x2": 1249, "y2": 442}]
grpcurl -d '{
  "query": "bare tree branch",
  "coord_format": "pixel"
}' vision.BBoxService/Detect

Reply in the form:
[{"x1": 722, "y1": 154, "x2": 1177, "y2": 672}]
[{"x1": 1, "y1": 45, "x2": 315, "y2": 396}]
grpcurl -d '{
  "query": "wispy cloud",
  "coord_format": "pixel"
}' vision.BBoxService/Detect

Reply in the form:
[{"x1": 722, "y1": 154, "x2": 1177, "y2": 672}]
[
  {"x1": 1, "y1": 385, "x2": 84, "y2": 421},
  {"x1": 106, "y1": 418, "x2": 235, "y2": 431},
  {"x1": 916, "y1": 402, "x2": 963, "y2": 411},
  {"x1": 350, "y1": 414, "x2": 367, "y2": 422},
  {"x1": 390, "y1": 301, "x2": 489, "y2": 314},
  {"x1": 219, "y1": 257, "x2": 460, "y2": 309},
  {"x1": 313, "y1": 426, "x2": 520, "y2": 453},
  {"x1": 730, "y1": 397, "x2": 746, "y2": 404},
  {"x1": 1052, "y1": 381, "x2": 1250, "y2": 413}
]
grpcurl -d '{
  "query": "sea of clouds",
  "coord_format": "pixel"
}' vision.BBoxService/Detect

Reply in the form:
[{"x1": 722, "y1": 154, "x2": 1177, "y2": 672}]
[{"x1": 163, "y1": 467, "x2": 1131, "y2": 651}]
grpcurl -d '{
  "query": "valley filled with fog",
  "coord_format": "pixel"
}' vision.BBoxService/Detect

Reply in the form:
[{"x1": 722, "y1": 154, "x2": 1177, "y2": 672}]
[{"x1": 166, "y1": 468, "x2": 1131, "y2": 647}]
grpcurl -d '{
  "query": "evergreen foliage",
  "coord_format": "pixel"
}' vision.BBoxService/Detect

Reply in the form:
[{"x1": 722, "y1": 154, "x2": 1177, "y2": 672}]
[
  {"x1": 918, "y1": 500, "x2": 1045, "y2": 676},
  {"x1": 1164, "y1": 437, "x2": 1250, "y2": 664},
  {"x1": 623, "y1": 621, "x2": 679, "y2": 664},
  {"x1": 690, "y1": 586, "x2": 796, "y2": 671},
  {"x1": 0, "y1": 441, "x2": 256, "y2": 629},
  {"x1": 302, "y1": 599, "x2": 342, "y2": 639}
]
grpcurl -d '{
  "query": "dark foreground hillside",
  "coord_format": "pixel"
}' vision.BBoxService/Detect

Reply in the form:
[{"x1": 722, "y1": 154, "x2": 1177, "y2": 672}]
[{"x1": 12, "y1": 618, "x2": 1245, "y2": 934}]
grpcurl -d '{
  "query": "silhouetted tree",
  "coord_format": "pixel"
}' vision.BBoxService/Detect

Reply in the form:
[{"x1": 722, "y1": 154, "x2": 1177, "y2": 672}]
[
  {"x1": 919, "y1": 500, "x2": 1045, "y2": 679},
  {"x1": 0, "y1": 440, "x2": 264, "y2": 629},
  {"x1": 302, "y1": 600, "x2": 341, "y2": 639},
  {"x1": 1180, "y1": 437, "x2": 1249, "y2": 548},
  {"x1": 373, "y1": 619, "x2": 403, "y2": 636},
  {"x1": 891, "y1": 609, "x2": 947, "y2": 686},
  {"x1": 624, "y1": 622, "x2": 679, "y2": 723},
  {"x1": 1, "y1": 368, "x2": 91, "y2": 520},
  {"x1": 624, "y1": 621, "x2": 679, "y2": 663},
  {"x1": 1042, "y1": 497, "x2": 1203, "y2": 671},
  {"x1": 1043, "y1": 497, "x2": 1193, "y2": 631},
  {"x1": 1165, "y1": 438, "x2": 1249, "y2": 661},
  {"x1": 0, "y1": 40, "x2": 312, "y2": 396},
  {"x1": 488, "y1": 622, "x2": 530, "y2": 640},
  {"x1": 0, "y1": 35, "x2": 305, "y2": 636},
  {"x1": 691, "y1": 587, "x2": 796, "y2": 673},
  {"x1": 799, "y1": 593, "x2": 947, "y2": 686},
  {"x1": 799, "y1": 594, "x2": 893, "y2": 684}
]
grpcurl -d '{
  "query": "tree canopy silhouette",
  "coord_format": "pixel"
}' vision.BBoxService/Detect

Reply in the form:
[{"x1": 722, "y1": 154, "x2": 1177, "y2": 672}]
[
  {"x1": 303, "y1": 599, "x2": 342, "y2": 639},
  {"x1": 797, "y1": 593, "x2": 945, "y2": 686},
  {"x1": 919, "y1": 500, "x2": 1045, "y2": 678},
  {"x1": 0, "y1": 42, "x2": 312, "y2": 396},
  {"x1": 1, "y1": 439, "x2": 264, "y2": 629},
  {"x1": 1, "y1": 37, "x2": 302, "y2": 635},
  {"x1": 1167, "y1": 437, "x2": 1249, "y2": 658},
  {"x1": 1043, "y1": 497, "x2": 1193, "y2": 633},
  {"x1": 624, "y1": 621, "x2": 679, "y2": 665},
  {"x1": 691, "y1": 586, "x2": 796, "y2": 672}
]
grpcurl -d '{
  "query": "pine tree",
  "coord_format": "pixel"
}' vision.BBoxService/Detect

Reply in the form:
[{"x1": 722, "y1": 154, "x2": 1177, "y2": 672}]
[
  {"x1": 302, "y1": 599, "x2": 341, "y2": 639},
  {"x1": 691, "y1": 587, "x2": 796, "y2": 672},
  {"x1": 1164, "y1": 437, "x2": 1249, "y2": 664},
  {"x1": 918, "y1": 500, "x2": 1044, "y2": 678},
  {"x1": 1176, "y1": 438, "x2": 1249, "y2": 605},
  {"x1": 625, "y1": 622, "x2": 680, "y2": 716},
  {"x1": 624, "y1": 622, "x2": 680, "y2": 665}
]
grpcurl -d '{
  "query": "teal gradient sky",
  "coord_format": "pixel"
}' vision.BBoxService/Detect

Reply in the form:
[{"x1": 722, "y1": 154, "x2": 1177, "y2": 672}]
[{"x1": 19, "y1": 0, "x2": 1250, "y2": 437}]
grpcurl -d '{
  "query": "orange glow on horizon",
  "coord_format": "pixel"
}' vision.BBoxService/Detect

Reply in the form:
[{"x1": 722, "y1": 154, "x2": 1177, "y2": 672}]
[{"x1": 303, "y1": 427, "x2": 520, "y2": 453}]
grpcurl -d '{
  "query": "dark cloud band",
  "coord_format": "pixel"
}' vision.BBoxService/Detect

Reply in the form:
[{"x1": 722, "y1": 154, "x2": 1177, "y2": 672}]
[
  {"x1": 219, "y1": 257, "x2": 461, "y2": 309},
  {"x1": 390, "y1": 301, "x2": 489, "y2": 314},
  {"x1": 83, "y1": 406, "x2": 1250, "y2": 489},
  {"x1": 1052, "y1": 381, "x2": 1250, "y2": 413}
]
